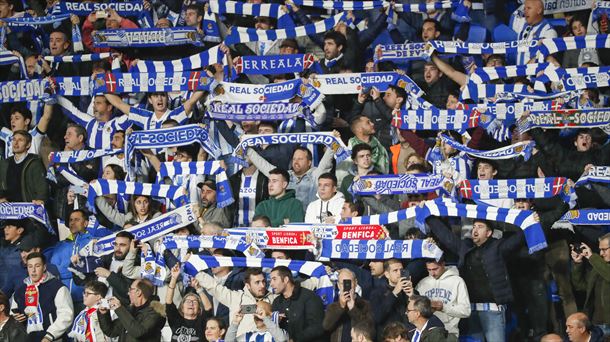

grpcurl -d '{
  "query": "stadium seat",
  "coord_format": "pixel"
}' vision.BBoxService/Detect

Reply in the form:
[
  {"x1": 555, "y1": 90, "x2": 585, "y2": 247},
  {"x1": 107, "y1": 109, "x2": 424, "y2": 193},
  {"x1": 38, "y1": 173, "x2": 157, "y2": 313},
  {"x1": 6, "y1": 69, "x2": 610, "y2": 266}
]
[
  {"x1": 467, "y1": 24, "x2": 488, "y2": 43},
  {"x1": 493, "y1": 24, "x2": 518, "y2": 42}
]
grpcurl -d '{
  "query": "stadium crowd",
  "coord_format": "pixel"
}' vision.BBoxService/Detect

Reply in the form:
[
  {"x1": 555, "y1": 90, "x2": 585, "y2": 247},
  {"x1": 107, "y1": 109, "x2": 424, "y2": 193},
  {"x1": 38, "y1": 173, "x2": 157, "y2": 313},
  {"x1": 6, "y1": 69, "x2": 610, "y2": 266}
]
[{"x1": 0, "y1": 0, "x2": 609, "y2": 341}]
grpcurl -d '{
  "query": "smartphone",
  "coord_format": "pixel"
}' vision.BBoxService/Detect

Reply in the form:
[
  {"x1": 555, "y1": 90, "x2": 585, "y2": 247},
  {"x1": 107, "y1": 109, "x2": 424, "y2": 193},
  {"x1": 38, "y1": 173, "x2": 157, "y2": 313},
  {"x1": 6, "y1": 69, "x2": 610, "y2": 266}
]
[
  {"x1": 99, "y1": 298, "x2": 110, "y2": 309},
  {"x1": 95, "y1": 10, "x2": 108, "y2": 19},
  {"x1": 361, "y1": 86, "x2": 372, "y2": 94},
  {"x1": 400, "y1": 268, "x2": 410, "y2": 280},
  {"x1": 11, "y1": 308, "x2": 21, "y2": 315},
  {"x1": 573, "y1": 243, "x2": 584, "y2": 254},
  {"x1": 343, "y1": 279, "x2": 352, "y2": 292},
  {"x1": 241, "y1": 304, "x2": 257, "y2": 314}
]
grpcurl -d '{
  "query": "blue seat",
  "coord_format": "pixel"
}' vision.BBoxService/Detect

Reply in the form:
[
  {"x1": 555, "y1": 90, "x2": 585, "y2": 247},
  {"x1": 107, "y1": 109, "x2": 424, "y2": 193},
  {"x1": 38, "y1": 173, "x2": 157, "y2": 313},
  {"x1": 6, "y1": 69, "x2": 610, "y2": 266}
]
[
  {"x1": 467, "y1": 24, "x2": 488, "y2": 43},
  {"x1": 549, "y1": 18, "x2": 568, "y2": 27},
  {"x1": 493, "y1": 24, "x2": 518, "y2": 42}
]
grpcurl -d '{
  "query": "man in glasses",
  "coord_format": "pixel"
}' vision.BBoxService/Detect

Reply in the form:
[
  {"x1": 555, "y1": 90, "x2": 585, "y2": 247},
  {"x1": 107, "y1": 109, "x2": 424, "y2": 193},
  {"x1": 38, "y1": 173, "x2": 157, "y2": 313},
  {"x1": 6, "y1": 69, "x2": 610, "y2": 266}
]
[{"x1": 97, "y1": 278, "x2": 166, "y2": 341}]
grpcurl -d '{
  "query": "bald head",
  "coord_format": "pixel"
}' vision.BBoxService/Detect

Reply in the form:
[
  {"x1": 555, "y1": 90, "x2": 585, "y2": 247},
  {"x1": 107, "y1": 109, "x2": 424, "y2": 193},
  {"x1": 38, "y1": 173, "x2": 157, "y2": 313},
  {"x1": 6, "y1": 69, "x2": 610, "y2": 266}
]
[
  {"x1": 566, "y1": 312, "x2": 591, "y2": 342},
  {"x1": 541, "y1": 333, "x2": 563, "y2": 342},
  {"x1": 524, "y1": 0, "x2": 544, "y2": 25}
]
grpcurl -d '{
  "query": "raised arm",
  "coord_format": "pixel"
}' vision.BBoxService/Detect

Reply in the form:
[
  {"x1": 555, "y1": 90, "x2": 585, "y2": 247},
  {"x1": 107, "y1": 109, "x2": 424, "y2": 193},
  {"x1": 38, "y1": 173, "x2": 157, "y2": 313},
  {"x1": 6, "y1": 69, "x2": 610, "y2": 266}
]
[
  {"x1": 57, "y1": 95, "x2": 93, "y2": 127},
  {"x1": 431, "y1": 53, "x2": 468, "y2": 88},
  {"x1": 183, "y1": 90, "x2": 205, "y2": 116},
  {"x1": 104, "y1": 93, "x2": 131, "y2": 115},
  {"x1": 37, "y1": 102, "x2": 54, "y2": 134}
]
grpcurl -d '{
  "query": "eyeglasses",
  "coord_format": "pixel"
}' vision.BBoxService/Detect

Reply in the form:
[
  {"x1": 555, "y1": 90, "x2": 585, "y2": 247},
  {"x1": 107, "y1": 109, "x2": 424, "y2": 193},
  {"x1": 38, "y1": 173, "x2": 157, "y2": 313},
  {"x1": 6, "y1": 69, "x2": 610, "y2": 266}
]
[
  {"x1": 600, "y1": 247, "x2": 610, "y2": 252},
  {"x1": 184, "y1": 299, "x2": 198, "y2": 304},
  {"x1": 406, "y1": 308, "x2": 417, "y2": 313},
  {"x1": 128, "y1": 287, "x2": 138, "y2": 292},
  {"x1": 83, "y1": 291, "x2": 98, "y2": 296}
]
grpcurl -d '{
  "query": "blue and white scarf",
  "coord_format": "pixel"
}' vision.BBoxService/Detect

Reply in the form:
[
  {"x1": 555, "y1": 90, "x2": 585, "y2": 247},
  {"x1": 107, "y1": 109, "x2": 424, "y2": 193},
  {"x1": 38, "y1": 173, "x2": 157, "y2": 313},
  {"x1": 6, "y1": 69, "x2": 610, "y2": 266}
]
[
  {"x1": 391, "y1": 108, "x2": 480, "y2": 132},
  {"x1": 0, "y1": 79, "x2": 50, "y2": 103},
  {"x1": 140, "y1": 245, "x2": 165, "y2": 286},
  {"x1": 55, "y1": 1, "x2": 145, "y2": 16},
  {"x1": 125, "y1": 124, "x2": 220, "y2": 174},
  {"x1": 318, "y1": 239, "x2": 443, "y2": 261},
  {"x1": 343, "y1": 198, "x2": 546, "y2": 253},
  {"x1": 157, "y1": 161, "x2": 234, "y2": 208},
  {"x1": 310, "y1": 72, "x2": 423, "y2": 96},
  {"x1": 374, "y1": 43, "x2": 429, "y2": 62},
  {"x1": 469, "y1": 63, "x2": 559, "y2": 84},
  {"x1": 93, "y1": 27, "x2": 203, "y2": 48},
  {"x1": 536, "y1": 34, "x2": 610, "y2": 58},
  {"x1": 292, "y1": 0, "x2": 384, "y2": 10},
  {"x1": 206, "y1": 102, "x2": 303, "y2": 121},
  {"x1": 440, "y1": 134, "x2": 535, "y2": 161},
  {"x1": 225, "y1": 227, "x2": 316, "y2": 250},
  {"x1": 232, "y1": 132, "x2": 350, "y2": 166},
  {"x1": 592, "y1": 1, "x2": 610, "y2": 21},
  {"x1": 44, "y1": 52, "x2": 111, "y2": 64},
  {"x1": 131, "y1": 45, "x2": 224, "y2": 73},
  {"x1": 519, "y1": 108, "x2": 610, "y2": 132},
  {"x1": 87, "y1": 179, "x2": 188, "y2": 212},
  {"x1": 0, "y1": 202, "x2": 52, "y2": 231},
  {"x1": 162, "y1": 235, "x2": 264, "y2": 257},
  {"x1": 456, "y1": 177, "x2": 570, "y2": 200},
  {"x1": 351, "y1": 174, "x2": 451, "y2": 195},
  {"x1": 92, "y1": 72, "x2": 215, "y2": 94},
  {"x1": 51, "y1": 76, "x2": 93, "y2": 97},
  {"x1": 558, "y1": 70, "x2": 610, "y2": 92},
  {"x1": 80, "y1": 204, "x2": 198, "y2": 256},
  {"x1": 232, "y1": 54, "x2": 316, "y2": 77},
  {"x1": 0, "y1": 13, "x2": 70, "y2": 26},
  {"x1": 209, "y1": 0, "x2": 287, "y2": 19},
  {"x1": 482, "y1": 100, "x2": 559, "y2": 120},
  {"x1": 558, "y1": 209, "x2": 610, "y2": 226},
  {"x1": 0, "y1": 50, "x2": 27, "y2": 78},
  {"x1": 575, "y1": 166, "x2": 610, "y2": 186},
  {"x1": 184, "y1": 255, "x2": 335, "y2": 306},
  {"x1": 50, "y1": 149, "x2": 122, "y2": 164},
  {"x1": 460, "y1": 83, "x2": 570, "y2": 101},
  {"x1": 218, "y1": 80, "x2": 324, "y2": 109},
  {"x1": 224, "y1": 12, "x2": 345, "y2": 45},
  {"x1": 428, "y1": 39, "x2": 538, "y2": 55}
]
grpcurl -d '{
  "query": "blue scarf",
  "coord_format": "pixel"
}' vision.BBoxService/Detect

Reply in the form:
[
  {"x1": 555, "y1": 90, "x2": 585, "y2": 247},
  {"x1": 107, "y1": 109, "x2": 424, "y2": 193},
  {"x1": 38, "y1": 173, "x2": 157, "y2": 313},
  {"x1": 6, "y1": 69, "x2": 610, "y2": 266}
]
[
  {"x1": 206, "y1": 102, "x2": 304, "y2": 122},
  {"x1": 50, "y1": 149, "x2": 121, "y2": 164},
  {"x1": 157, "y1": 161, "x2": 234, "y2": 208},
  {"x1": 575, "y1": 166, "x2": 610, "y2": 187},
  {"x1": 519, "y1": 108, "x2": 610, "y2": 133},
  {"x1": 292, "y1": 0, "x2": 384, "y2": 10},
  {"x1": 391, "y1": 108, "x2": 480, "y2": 132},
  {"x1": 162, "y1": 235, "x2": 264, "y2": 257},
  {"x1": 56, "y1": 1, "x2": 145, "y2": 16},
  {"x1": 440, "y1": 134, "x2": 535, "y2": 161},
  {"x1": 232, "y1": 54, "x2": 316, "y2": 77},
  {"x1": 428, "y1": 39, "x2": 539, "y2": 55},
  {"x1": 185, "y1": 255, "x2": 335, "y2": 306},
  {"x1": 209, "y1": 0, "x2": 287, "y2": 19},
  {"x1": 92, "y1": 71, "x2": 215, "y2": 94},
  {"x1": 93, "y1": 27, "x2": 203, "y2": 48},
  {"x1": 0, "y1": 79, "x2": 50, "y2": 103},
  {"x1": 536, "y1": 34, "x2": 610, "y2": 58},
  {"x1": 374, "y1": 43, "x2": 429, "y2": 62},
  {"x1": 80, "y1": 204, "x2": 198, "y2": 256},
  {"x1": 311, "y1": 72, "x2": 424, "y2": 97},
  {"x1": 224, "y1": 12, "x2": 345, "y2": 45},
  {"x1": 86, "y1": 179, "x2": 189, "y2": 213},
  {"x1": 1, "y1": 13, "x2": 70, "y2": 26},
  {"x1": 0, "y1": 50, "x2": 27, "y2": 78},
  {"x1": 558, "y1": 209, "x2": 610, "y2": 226},
  {"x1": 0, "y1": 202, "x2": 53, "y2": 233},
  {"x1": 351, "y1": 174, "x2": 451, "y2": 195},
  {"x1": 131, "y1": 45, "x2": 224, "y2": 73},
  {"x1": 44, "y1": 53, "x2": 111, "y2": 64},
  {"x1": 232, "y1": 132, "x2": 350, "y2": 166},
  {"x1": 125, "y1": 124, "x2": 220, "y2": 174},
  {"x1": 318, "y1": 239, "x2": 444, "y2": 261},
  {"x1": 456, "y1": 177, "x2": 570, "y2": 200}
]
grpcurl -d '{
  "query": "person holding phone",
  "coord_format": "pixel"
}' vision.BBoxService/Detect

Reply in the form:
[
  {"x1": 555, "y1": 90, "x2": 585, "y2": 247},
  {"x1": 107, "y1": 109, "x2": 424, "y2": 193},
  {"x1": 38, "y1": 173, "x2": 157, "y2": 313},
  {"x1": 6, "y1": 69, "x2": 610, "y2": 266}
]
[
  {"x1": 369, "y1": 259, "x2": 414, "y2": 340},
  {"x1": 0, "y1": 291, "x2": 27, "y2": 341},
  {"x1": 225, "y1": 301, "x2": 288, "y2": 342},
  {"x1": 322, "y1": 269, "x2": 375, "y2": 342}
]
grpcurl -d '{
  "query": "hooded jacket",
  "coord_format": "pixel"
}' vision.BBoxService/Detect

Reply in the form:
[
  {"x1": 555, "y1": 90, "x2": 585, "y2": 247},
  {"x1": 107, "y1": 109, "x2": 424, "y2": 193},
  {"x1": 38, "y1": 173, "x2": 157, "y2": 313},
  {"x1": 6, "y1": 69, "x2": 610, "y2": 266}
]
[
  {"x1": 0, "y1": 153, "x2": 48, "y2": 202},
  {"x1": 305, "y1": 191, "x2": 345, "y2": 224},
  {"x1": 254, "y1": 189, "x2": 305, "y2": 227},
  {"x1": 13, "y1": 271, "x2": 74, "y2": 341},
  {"x1": 415, "y1": 266, "x2": 471, "y2": 336}
]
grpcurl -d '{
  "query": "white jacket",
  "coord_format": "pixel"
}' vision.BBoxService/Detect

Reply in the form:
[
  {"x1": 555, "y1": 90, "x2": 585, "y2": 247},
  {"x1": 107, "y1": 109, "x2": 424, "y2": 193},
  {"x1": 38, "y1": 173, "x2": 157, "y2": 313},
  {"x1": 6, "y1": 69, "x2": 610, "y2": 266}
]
[
  {"x1": 415, "y1": 266, "x2": 471, "y2": 336},
  {"x1": 304, "y1": 191, "x2": 345, "y2": 224}
]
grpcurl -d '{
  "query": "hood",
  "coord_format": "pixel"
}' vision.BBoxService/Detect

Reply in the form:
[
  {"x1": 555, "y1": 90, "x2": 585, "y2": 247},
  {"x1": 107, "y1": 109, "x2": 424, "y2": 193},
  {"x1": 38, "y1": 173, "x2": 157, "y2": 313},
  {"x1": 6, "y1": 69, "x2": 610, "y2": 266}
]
[
  {"x1": 438, "y1": 266, "x2": 460, "y2": 280},
  {"x1": 316, "y1": 191, "x2": 345, "y2": 203},
  {"x1": 273, "y1": 189, "x2": 297, "y2": 201},
  {"x1": 149, "y1": 300, "x2": 166, "y2": 318}
]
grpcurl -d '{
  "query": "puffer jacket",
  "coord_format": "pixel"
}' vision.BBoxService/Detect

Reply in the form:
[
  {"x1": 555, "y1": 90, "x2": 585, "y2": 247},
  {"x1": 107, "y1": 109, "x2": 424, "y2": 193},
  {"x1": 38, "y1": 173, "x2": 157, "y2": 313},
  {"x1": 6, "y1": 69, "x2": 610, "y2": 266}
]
[{"x1": 97, "y1": 300, "x2": 166, "y2": 342}]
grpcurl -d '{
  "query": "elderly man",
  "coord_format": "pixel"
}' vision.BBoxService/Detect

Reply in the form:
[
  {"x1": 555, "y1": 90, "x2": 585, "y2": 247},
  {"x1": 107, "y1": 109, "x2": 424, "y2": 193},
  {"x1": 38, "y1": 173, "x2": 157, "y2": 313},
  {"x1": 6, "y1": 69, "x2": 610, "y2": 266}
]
[
  {"x1": 97, "y1": 278, "x2": 166, "y2": 341},
  {"x1": 565, "y1": 312, "x2": 605, "y2": 342},
  {"x1": 406, "y1": 295, "x2": 449, "y2": 341}
]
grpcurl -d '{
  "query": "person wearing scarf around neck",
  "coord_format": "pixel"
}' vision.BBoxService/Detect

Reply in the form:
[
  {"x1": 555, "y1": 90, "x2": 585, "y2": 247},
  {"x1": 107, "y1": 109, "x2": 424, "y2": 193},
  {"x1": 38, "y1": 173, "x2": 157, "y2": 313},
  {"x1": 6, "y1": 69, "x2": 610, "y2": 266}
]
[
  {"x1": 68, "y1": 280, "x2": 109, "y2": 341},
  {"x1": 11, "y1": 252, "x2": 74, "y2": 342}
]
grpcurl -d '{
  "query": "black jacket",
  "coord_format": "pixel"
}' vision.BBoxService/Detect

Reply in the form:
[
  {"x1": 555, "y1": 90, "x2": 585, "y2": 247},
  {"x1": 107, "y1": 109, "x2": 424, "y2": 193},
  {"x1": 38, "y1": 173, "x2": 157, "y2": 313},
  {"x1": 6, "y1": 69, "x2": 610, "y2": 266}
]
[
  {"x1": 426, "y1": 216, "x2": 524, "y2": 304},
  {"x1": 0, "y1": 316, "x2": 28, "y2": 341},
  {"x1": 370, "y1": 282, "x2": 409, "y2": 339},
  {"x1": 272, "y1": 283, "x2": 326, "y2": 342}
]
